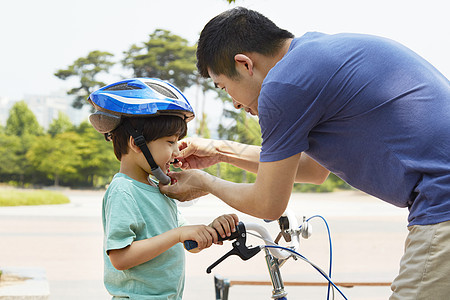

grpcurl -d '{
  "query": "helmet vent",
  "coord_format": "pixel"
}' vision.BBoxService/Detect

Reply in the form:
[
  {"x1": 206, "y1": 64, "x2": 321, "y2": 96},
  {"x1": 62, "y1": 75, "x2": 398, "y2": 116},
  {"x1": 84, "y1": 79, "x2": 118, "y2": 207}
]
[
  {"x1": 104, "y1": 83, "x2": 142, "y2": 91},
  {"x1": 146, "y1": 82, "x2": 178, "y2": 99}
]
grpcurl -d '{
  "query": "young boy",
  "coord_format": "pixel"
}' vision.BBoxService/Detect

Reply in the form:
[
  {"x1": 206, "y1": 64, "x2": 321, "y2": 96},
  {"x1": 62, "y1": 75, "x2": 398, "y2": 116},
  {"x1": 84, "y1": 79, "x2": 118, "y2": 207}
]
[{"x1": 88, "y1": 78, "x2": 238, "y2": 299}]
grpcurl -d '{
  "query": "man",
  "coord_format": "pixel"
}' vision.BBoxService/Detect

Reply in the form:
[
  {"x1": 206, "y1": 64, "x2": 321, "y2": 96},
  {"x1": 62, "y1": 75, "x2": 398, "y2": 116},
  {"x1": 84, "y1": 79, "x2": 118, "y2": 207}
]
[{"x1": 160, "y1": 7, "x2": 450, "y2": 299}]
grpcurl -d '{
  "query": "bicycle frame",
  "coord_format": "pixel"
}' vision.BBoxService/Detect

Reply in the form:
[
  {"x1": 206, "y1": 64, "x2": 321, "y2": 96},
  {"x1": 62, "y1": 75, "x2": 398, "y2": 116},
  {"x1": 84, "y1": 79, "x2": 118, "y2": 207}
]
[
  {"x1": 264, "y1": 247, "x2": 288, "y2": 299},
  {"x1": 212, "y1": 245, "x2": 289, "y2": 300}
]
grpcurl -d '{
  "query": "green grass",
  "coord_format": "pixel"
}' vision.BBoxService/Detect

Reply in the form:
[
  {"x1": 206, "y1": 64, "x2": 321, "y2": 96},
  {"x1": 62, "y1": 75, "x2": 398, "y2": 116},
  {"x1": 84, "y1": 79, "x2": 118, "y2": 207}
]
[{"x1": 0, "y1": 189, "x2": 70, "y2": 206}]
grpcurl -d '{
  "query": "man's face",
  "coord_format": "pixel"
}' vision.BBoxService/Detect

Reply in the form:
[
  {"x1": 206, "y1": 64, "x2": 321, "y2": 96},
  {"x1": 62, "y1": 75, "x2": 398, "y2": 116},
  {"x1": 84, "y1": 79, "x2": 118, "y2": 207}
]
[{"x1": 208, "y1": 68, "x2": 261, "y2": 116}]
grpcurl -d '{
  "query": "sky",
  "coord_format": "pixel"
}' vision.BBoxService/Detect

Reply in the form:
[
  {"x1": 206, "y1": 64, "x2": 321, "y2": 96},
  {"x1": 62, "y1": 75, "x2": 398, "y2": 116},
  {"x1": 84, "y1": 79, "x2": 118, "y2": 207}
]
[{"x1": 1, "y1": 0, "x2": 449, "y2": 106}]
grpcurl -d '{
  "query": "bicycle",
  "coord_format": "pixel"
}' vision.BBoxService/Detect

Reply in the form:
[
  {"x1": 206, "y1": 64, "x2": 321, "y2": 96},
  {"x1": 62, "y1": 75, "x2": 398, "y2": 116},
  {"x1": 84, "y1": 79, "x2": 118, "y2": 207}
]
[{"x1": 184, "y1": 208, "x2": 352, "y2": 300}]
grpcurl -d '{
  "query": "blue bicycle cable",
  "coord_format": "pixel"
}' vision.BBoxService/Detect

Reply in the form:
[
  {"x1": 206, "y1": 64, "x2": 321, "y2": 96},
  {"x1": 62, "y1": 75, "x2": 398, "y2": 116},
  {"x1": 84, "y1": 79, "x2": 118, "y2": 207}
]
[
  {"x1": 264, "y1": 245, "x2": 348, "y2": 300},
  {"x1": 304, "y1": 215, "x2": 333, "y2": 300}
]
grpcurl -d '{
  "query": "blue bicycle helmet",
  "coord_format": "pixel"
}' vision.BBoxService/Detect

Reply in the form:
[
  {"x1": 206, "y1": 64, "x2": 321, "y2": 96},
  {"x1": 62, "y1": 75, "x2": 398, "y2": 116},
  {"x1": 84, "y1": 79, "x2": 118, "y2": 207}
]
[{"x1": 88, "y1": 78, "x2": 195, "y2": 185}]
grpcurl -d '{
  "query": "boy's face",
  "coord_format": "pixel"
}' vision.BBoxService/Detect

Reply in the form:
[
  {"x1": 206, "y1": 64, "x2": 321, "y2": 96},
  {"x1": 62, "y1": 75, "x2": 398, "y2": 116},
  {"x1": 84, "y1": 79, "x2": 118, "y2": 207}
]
[{"x1": 147, "y1": 135, "x2": 180, "y2": 174}]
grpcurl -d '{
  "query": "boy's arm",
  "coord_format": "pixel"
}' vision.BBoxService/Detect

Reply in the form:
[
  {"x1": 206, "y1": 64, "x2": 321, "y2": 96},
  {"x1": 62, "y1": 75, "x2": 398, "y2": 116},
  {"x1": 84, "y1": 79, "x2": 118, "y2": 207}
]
[{"x1": 109, "y1": 225, "x2": 218, "y2": 270}]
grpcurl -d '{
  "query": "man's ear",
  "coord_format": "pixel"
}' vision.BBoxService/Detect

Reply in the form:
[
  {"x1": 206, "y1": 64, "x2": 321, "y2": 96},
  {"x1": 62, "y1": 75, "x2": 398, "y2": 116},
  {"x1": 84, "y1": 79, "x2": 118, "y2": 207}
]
[
  {"x1": 128, "y1": 136, "x2": 142, "y2": 153},
  {"x1": 234, "y1": 54, "x2": 254, "y2": 76}
]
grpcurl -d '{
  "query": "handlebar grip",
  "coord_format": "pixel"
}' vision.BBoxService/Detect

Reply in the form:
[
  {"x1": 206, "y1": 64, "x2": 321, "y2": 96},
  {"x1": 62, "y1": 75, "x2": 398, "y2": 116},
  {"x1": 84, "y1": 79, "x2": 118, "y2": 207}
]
[
  {"x1": 183, "y1": 234, "x2": 226, "y2": 252},
  {"x1": 183, "y1": 224, "x2": 242, "y2": 252},
  {"x1": 184, "y1": 240, "x2": 199, "y2": 251}
]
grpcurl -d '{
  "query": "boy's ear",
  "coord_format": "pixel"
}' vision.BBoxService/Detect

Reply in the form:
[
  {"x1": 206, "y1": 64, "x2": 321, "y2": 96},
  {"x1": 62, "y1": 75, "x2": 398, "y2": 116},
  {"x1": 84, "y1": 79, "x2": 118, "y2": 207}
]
[{"x1": 128, "y1": 136, "x2": 142, "y2": 153}]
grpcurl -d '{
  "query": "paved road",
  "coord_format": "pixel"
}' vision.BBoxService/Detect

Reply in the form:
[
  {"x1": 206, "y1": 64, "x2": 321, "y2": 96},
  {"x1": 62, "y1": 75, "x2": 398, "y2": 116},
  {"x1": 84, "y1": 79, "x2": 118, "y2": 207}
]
[{"x1": 0, "y1": 189, "x2": 408, "y2": 299}]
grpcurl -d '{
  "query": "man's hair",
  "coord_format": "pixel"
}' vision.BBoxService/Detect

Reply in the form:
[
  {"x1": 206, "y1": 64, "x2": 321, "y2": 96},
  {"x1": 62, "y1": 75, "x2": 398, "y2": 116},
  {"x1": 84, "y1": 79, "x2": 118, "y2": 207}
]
[
  {"x1": 197, "y1": 7, "x2": 294, "y2": 79},
  {"x1": 110, "y1": 115, "x2": 187, "y2": 161}
]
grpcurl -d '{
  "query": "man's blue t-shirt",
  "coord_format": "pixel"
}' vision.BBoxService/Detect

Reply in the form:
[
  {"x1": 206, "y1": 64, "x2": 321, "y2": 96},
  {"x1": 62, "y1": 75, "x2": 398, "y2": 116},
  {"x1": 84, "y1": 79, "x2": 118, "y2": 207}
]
[{"x1": 258, "y1": 32, "x2": 450, "y2": 226}]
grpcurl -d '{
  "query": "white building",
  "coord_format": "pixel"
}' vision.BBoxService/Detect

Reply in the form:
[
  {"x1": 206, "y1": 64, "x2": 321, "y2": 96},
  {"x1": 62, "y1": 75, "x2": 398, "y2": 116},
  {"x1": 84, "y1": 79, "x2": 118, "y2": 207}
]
[
  {"x1": 1, "y1": 93, "x2": 91, "y2": 130},
  {"x1": 0, "y1": 96, "x2": 13, "y2": 127}
]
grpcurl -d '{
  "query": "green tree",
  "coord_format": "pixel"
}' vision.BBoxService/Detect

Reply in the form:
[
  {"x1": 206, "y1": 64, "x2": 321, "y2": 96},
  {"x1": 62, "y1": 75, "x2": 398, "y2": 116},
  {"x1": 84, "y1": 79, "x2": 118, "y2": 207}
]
[
  {"x1": 122, "y1": 29, "x2": 197, "y2": 91},
  {"x1": 55, "y1": 50, "x2": 115, "y2": 109},
  {"x1": 196, "y1": 113, "x2": 211, "y2": 138},
  {"x1": 48, "y1": 111, "x2": 74, "y2": 137},
  {"x1": 3, "y1": 102, "x2": 43, "y2": 185},
  {"x1": 0, "y1": 133, "x2": 39, "y2": 186},
  {"x1": 218, "y1": 109, "x2": 261, "y2": 146},
  {"x1": 26, "y1": 133, "x2": 81, "y2": 186},
  {"x1": 5, "y1": 101, "x2": 43, "y2": 136},
  {"x1": 25, "y1": 121, "x2": 119, "y2": 188},
  {"x1": 72, "y1": 121, "x2": 119, "y2": 187},
  {"x1": 0, "y1": 133, "x2": 23, "y2": 182}
]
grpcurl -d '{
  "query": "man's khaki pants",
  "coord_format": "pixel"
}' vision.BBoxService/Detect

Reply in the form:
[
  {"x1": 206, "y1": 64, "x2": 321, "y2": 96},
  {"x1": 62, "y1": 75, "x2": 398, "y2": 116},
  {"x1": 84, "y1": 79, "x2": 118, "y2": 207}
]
[{"x1": 390, "y1": 220, "x2": 450, "y2": 299}]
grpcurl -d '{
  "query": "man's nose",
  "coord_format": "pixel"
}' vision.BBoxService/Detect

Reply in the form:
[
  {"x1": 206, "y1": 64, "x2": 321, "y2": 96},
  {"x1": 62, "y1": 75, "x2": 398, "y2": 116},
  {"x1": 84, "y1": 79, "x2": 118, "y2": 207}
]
[{"x1": 232, "y1": 99, "x2": 243, "y2": 109}]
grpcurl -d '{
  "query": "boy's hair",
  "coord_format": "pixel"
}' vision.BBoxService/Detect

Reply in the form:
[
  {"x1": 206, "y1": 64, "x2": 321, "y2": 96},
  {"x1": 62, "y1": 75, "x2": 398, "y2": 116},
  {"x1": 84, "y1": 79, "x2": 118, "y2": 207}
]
[
  {"x1": 196, "y1": 7, "x2": 294, "y2": 79},
  {"x1": 110, "y1": 115, "x2": 187, "y2": 161}
]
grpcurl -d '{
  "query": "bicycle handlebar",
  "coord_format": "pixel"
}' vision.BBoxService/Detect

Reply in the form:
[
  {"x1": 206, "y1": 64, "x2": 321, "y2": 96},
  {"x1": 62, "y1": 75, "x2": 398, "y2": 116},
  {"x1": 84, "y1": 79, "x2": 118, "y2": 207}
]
[
  {"x1": 184, "y1": 208, "x2": 304, "y2": 275},
  {"x1": 245, "y1": 222, "x2": 295, "y2": 259},
  {"x1": 183, "y1": 208, "x2": 301, "y2": 258},
  {"x1": 193, "y1": 210, "x2": 348, "y2": 300},
  {"x1": 183, "y1": 226, "x2": 241, "y2": 251}
]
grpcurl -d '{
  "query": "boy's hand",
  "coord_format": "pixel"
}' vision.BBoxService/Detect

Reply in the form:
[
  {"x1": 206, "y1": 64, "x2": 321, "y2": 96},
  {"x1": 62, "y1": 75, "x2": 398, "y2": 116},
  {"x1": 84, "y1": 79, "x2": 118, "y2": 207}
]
[
  {"x1": 178, "y1": 225, "x2": 218, "y2": 252},
  {"x1": 210, "y1": 214, "x2": 239, "y2": 243}
]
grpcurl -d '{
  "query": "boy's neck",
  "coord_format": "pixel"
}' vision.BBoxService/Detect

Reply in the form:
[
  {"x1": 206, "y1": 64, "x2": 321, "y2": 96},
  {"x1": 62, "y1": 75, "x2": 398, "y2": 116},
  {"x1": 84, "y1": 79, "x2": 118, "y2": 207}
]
[{"x1": 119, "y1": 162, "x2": 153, "y2": 186}]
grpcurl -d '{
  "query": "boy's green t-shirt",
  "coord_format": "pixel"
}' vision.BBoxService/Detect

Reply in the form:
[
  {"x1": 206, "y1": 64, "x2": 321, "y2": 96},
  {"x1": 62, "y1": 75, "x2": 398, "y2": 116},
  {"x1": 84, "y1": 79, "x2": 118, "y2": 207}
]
[{"x1": 102, "y1": 173, "x2": 186, "y2": 300}]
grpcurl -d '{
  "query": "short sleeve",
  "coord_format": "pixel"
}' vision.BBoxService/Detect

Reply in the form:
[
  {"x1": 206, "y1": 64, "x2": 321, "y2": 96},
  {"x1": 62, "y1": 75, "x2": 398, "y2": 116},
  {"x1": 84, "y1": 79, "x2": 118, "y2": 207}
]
[
  {"x1": 177, "y1": 210, "x2": 188, "y2": 227},
  {"x1": 259, "y1": 81, "x2": 326, "y2": 162},
  {"x1": 103, "y1": 187, "x2": 143, "y2": 253}
]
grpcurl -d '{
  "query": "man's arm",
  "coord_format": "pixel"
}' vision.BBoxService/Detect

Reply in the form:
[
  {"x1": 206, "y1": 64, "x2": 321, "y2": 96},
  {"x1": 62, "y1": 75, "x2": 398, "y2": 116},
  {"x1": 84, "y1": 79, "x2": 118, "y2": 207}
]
[
  {"x1": 217, "y1": 140, "x2": 329, "y2": 184},
  {"x1": 178, "y1": 138, "x2": 329, "y2": 184},
  {"x1": 295, "y1": 152, "x2": 330, "y2": 184},
  {"x1": 215, "y1": 140, "x2": 261, "y2": 173},
  {"x1": 162, "y1": 153, "x2": 303, "y2": 220}
]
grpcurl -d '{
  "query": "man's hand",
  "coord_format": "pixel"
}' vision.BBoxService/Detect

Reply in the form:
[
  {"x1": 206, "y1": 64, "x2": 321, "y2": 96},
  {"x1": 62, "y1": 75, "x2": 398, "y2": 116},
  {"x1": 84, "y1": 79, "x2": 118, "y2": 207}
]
[
  {"x1": 159, "y1": 169, "x2": 210, "y2": 202},
  {"x1": 174, "y1": 137, "x2": 222, "y2": 169}
]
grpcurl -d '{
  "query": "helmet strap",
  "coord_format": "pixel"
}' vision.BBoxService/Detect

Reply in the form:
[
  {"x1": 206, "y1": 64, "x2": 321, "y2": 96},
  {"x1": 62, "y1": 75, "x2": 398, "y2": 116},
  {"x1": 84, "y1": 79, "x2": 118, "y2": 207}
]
[
  {"x1": 104, "y1": 132, "x2": 112, "y2": 141},
  {"x1": 122, "y1": 119, "x2": 171, "y2": 185}
]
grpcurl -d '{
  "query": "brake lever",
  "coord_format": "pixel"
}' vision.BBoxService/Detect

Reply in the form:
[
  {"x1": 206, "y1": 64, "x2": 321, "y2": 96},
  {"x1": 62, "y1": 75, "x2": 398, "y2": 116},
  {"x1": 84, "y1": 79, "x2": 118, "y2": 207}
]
[
  {"x1": 206, "y1": 222, "x2": 261, "y2": 273},
  {"x1": 184, "y1": 222, "x2": 245, "y2": 252}
]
